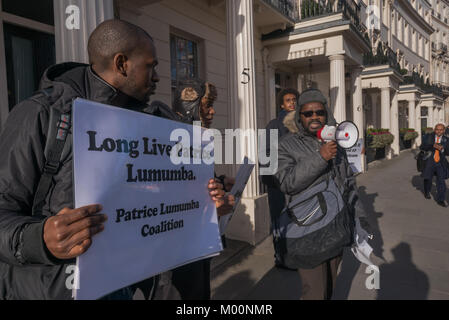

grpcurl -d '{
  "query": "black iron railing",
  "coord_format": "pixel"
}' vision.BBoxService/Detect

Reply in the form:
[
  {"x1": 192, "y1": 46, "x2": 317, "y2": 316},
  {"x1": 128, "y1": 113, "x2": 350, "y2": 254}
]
[
  {"x1": 403, "y1": 72, "x2": 444, "y2": 97},
  {"x1": 262, "y1": 0, "x2": 299, "y2": 22},
  {"x1": 300, "y1": 0, "x2": 366, "y2": 35},
  {"x1": 363, "y1": 42, "x2": 401, "y2": 72},
  {"x1": 403, "y1": 72, "x2": 424, "y2": 87},
  {"x1": 424, "y1": 84, "x2": 443, "y2": 97}
]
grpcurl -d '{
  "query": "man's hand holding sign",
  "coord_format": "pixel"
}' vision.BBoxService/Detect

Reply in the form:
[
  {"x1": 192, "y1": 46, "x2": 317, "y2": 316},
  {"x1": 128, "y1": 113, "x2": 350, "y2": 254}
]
[{"x1": 44, "y1": 205, "x2": 107, "y2": 260}]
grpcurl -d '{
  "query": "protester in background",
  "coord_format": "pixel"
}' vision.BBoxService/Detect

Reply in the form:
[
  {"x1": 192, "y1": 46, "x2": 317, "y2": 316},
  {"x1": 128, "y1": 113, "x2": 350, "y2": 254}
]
[
  {"x1": 172, "y1": 79, "x2": 235, "y2": 211},
  {"x1": 274, "y1": 88, "x2": 362, "y2": 300},
  {"x1": 261, "y1": 88, "x2": 299, "y2": 269},
  {"x1": 158, "y1": 78, "x2": 235, "y2": 300},
  {"x1": 0, "y1": 19, "x2": 226, "y2": 300},
  {"x1": 420, "y1": 123, "x2": 449, "y2": 207}
]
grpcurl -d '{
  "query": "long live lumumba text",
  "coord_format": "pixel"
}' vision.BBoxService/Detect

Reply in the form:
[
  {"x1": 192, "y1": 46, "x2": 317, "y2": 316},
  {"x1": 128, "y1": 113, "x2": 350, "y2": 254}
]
[
  {"x1": 86, "y1": 131, "x2": 202, "y2": 182},
  {"x1": 115, "y1": 200, "x2": 200, "y2": 237}
]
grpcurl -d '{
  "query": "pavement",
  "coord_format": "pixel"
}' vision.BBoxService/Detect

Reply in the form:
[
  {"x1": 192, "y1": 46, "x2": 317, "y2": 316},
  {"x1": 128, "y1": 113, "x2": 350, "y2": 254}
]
[{"x1": 209, "y1": 149, "x2": 449, "y2": 300}]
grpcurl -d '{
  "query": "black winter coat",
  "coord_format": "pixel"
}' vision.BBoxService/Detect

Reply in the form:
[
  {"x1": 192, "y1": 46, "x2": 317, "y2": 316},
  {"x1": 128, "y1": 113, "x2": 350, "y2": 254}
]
[
  {"x1": 274, "y1": 107, "x2": 364, "y2": 218},
  {"x1": 0, "y1": 63, "x2": 176, "y2": 299},
  {"x1": 261, "y1": 109, "x2": 290, "y2": 188}
]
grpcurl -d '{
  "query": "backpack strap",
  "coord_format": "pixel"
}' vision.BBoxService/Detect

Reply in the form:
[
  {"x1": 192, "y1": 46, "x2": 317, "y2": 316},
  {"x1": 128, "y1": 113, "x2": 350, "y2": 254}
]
[{"x1": 31, "y1": 90, "x2": 72, "y2": 217}]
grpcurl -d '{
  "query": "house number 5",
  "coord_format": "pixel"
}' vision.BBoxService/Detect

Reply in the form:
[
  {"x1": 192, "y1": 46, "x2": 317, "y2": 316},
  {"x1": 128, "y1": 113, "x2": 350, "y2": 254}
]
[{"x1": 242, "y1": 68, "x2": 250, "y2": 84}]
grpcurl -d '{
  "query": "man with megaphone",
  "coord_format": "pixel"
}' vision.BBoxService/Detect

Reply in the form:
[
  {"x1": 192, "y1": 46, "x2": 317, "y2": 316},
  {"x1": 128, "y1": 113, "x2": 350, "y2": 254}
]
[
  {"x1": 273, "y1": 88, "x2": 367, "y2": 300},
  {"x1": 262, "y1": 88, "x2": 299, "y2": 270}
]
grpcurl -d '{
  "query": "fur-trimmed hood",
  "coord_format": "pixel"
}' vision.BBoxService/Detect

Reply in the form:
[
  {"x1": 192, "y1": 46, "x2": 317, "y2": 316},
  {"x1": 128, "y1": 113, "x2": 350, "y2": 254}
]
[{"x1": 282, "y1": 88, "x2": 336, "y2": 135}]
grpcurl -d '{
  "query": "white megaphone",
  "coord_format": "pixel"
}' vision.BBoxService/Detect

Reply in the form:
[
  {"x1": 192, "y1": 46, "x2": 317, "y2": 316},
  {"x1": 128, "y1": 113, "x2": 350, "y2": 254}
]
[{"x1": 317, "y1": 121, "x2": 359, "y2": 149}]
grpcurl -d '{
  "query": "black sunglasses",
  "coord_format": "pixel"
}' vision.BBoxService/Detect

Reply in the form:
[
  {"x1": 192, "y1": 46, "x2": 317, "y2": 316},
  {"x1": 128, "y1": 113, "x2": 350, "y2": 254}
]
[{"x1": 300, "y1": 110, "x2": 327, "y2": 118}]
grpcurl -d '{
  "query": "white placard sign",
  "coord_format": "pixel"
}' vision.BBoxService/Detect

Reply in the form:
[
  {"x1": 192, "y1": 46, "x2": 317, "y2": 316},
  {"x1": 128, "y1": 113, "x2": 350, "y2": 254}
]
[
  {"x1": 72, "y1": 98, "x2": 222, "y2": 300},
  {"x1": 346, "y1": 138, "x2": 364, "y2": 174}
]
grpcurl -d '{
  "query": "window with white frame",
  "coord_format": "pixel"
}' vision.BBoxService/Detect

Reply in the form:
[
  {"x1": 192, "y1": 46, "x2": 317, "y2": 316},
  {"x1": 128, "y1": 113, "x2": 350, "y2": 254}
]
[
  {"x1": 412, "y1": 30, "x2": 417, "y2": 52},
  {"x1": 405, "y1": 23, "x2": 409, "y2": 46},
  {"x1": 398, "y1": 15, "x2": 402, "y2": 42},
  {"x1": 392, "y1": 11, "x2": 396, "y2": 36},
  {"x1": 419, "y1": 35, "x2": 423, "y2": 57}
]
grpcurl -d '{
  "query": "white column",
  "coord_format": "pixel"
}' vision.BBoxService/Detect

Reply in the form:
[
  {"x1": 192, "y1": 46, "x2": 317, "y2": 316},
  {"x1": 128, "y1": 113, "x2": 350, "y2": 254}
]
[
  {"x1": 352, "y1": 67, "x2": 365, "y2": 171},
  {"x1": 415, "y1": 101, "x2": 422, "y2": 146},
  {"x1": 381, "y1": 87, "x2": 391, "y2": 129},
  {"x1": 436, "y1": 107, "x2": 440, "y2": 125},
  {"x1": 441, "y1": 106, "x2": 447, "y2": 127},
  {"x1": 262, "y1": 48, "x2": 276, "y2": 123},
  {"x1": 371, "y1": 93, "x2": 379, "y2": 128},
  {"x1": 446, "y1": 101, "x2": 449, "y2": 124},
  {"x1": 428, "y1": 106, "x2": 434, "y2": 128},
  {"x1": 0, "y1": 0, "x2": 9, "y2": 130},
  {"x1": 436, "y1": 107, "x2": 439, "y2": 124},
  {"x1": 390, "y1": 90, "x2": 400, "y2": 156},
  {"x1": 329, "y1": 54, "x2": 346, "y2": 123},
  {"x1": 54, "y1": 0, "x2": 114, "y2": 63},
  {"x1": 227, "y1": 0, "x2": 259, "y2": 198},
  {"x1": 296, "y1": 74, "x2": 303, "y2": 96},
  {"x1": 352, "y1": 67, "x2": 364, "y2": 131},
  {"x1": 381, "y1": 87, "x2": 392, "y2": 159},
  {"x1": 408, "y1": 99, "x2": 416, "y2": 148},
  {"x1": 408, "y1": 99, "x2": 416, "y2": 130}
]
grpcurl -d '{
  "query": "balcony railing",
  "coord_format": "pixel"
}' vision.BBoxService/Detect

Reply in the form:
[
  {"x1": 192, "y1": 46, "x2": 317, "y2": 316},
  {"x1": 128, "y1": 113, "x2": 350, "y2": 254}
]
[
  {"x1": 433, "y1": 82, "x2": 449, "y2": 95},
  {"x1": 424, "y1": 84, "x2": 443, "y2": 97},
  {"x1": 403, "y1": 72, "x2": 444, "y2": 97},
  {"x1": 262, "y1": 0, "x2": 299, "y2": 22},
  {"x1": 299, "y1": 0, "x2": 366, "y2": 35},
  {"x1": 403, "y1": 72, "x2": 424, "y2": 87},
  {"x1": 433, "y1": 42, "x2": 448, "y2": 52},
  {"x1": 363, "y1": 42, "x2": 401, "y2": 73}
]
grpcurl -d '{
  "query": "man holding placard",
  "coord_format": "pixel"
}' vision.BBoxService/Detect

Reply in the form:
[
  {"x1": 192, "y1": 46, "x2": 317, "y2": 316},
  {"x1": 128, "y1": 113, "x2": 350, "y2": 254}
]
[{"x1": 0, "y1": 19, "x2": 226, "y2": 300}]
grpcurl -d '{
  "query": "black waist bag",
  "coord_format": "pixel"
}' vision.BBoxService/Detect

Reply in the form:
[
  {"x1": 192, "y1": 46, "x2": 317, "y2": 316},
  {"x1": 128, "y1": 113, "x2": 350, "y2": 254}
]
[{"x1": 273, "y1": 177, "x2": 354, "y2": 269}]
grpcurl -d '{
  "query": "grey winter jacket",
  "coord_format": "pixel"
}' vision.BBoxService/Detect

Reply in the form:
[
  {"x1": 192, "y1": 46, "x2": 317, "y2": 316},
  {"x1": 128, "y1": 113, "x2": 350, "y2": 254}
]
[
  {"x1": 0, "y1": 63, "x2": 176, "y2": 299},
  {"x1": 274, "y1": 107, "x2": 364, "y2": 219}
]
